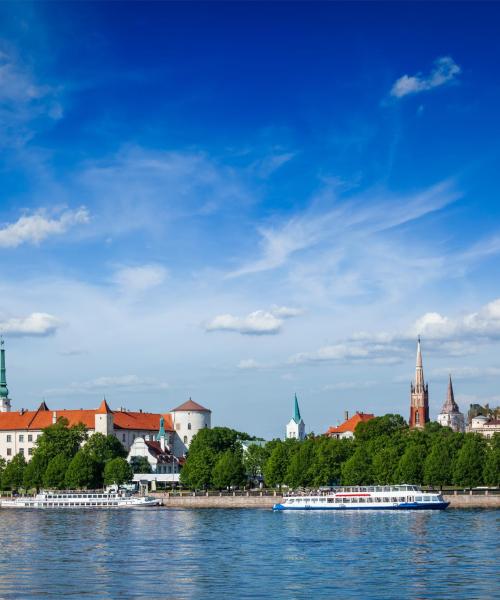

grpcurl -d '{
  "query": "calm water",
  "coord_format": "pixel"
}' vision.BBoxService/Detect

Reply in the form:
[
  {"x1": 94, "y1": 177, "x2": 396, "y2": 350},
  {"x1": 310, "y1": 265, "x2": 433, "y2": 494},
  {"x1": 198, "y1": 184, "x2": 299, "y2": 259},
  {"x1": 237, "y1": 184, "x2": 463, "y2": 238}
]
[{"x1": 0, "y1": 508, "x2": 498, "y2": 599}]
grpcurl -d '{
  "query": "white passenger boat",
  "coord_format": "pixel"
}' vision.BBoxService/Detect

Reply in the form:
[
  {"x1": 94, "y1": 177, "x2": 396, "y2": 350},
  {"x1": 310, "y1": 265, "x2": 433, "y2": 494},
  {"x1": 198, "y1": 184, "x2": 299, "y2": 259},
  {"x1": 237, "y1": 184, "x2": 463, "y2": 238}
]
[
  {"x1": 273, "y1": 485, "x2": 449, "y2": 511},
  {"x1": 1, "y1": 489, "x2": 160, "y2": 509}
]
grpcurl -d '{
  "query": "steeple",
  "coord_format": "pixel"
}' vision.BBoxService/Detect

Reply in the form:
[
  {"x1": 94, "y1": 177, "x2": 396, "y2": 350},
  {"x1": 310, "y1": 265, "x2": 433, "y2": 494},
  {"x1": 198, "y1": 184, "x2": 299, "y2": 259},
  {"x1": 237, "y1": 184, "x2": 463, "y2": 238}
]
[
  {"x1": 293, "y1": 393, "x2": 301, "y2": 423},
  {"x1": 441, "y1": 375, "x2": 460, "y2": 414},
  {"x1": 0, "y1": 337, "x2": 11, "y2": 412},
  {"x1": 409, "y1": 336, "x2": 429, "y2": 429},
  {"x1": 437, "y1": 374, "x2": 465, "y2": 432}
]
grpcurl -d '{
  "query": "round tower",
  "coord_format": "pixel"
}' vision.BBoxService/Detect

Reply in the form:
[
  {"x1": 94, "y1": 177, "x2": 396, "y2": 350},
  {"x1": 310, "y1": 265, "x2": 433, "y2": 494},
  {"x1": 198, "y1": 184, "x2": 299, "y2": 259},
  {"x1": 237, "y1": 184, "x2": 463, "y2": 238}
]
[{"x1": 171, "y1": 398, "x2": 211, "y2": 456}]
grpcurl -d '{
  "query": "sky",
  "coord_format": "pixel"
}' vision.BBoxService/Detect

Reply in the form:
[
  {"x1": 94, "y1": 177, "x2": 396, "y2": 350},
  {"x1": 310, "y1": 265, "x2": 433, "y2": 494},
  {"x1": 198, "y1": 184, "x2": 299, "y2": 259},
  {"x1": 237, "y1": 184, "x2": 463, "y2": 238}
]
[{"x1": 1, "y1": 2, "x2": 500, "y2": 439}]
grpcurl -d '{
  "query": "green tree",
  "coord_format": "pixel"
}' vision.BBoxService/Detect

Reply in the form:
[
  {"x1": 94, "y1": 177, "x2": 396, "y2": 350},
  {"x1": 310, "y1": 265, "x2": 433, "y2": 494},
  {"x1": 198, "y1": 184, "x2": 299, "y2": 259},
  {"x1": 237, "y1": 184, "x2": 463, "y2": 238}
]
[
  {"x1": 212, "y1": 451, "x2": 246, "y2": 489},
  {"x1": 453, "y1": 434, "x2": 487, "y2": 487},
  {"x1": 483, "y1": 434, "x2": 500, "y2": 487},
  {"x1": 263, "y1": 441, "x2": 295, "y2": 488},
  {"x1": 341, "y1": 447, "x2": 373, "y2": 485},
  {"x1": 355, "y1": 414, "x2": 407, "y2": 444},
  {"x1": 0, "y1": 456, "x2": 6, "y2": 489},
  {"x1": 43, "y1": 453, "x2": 70, "y2": 489},
  {"x1": 65, "y1": 451, "x2": 100, "y2": 489},
  {"x1": 285, "y1": 439, "x2": 316, "y2": 488},
  {"x1": 2, "y1": 453, "x2": 27, "y2": 490},
  {"x1": 83, "y1": 433, "x2": 127, "y2": 464},
  {"x1": 35, "y1": 418, "x2": 87, "y2": 462},
  {"x1": 23, "y1": 453, "x2": 48, "y2": 490},
  {"x1": 311, "y1": 437, "x2": 353, "y2": 486},
  {"x1": 372, "y1": 446, "x2": 401, "y2": 484},
  {"x1": 397, "y1": 444, "x2": 426, "y2": 484},
  {"x1": 103, "y1": 458, "x2": 133, "y2": 486},
  {"x1": 130, "y1": 456, "x2": 152, "y2": 474},
  {"x1": 423, "y1": 434, "x2": 462, "y2": 487},
  {"x1": 180, "y1": 448, "x2": 216, "y2": 489},
  {"x1": 243, "y1": 444, "x2": 269, "y2": 480}
]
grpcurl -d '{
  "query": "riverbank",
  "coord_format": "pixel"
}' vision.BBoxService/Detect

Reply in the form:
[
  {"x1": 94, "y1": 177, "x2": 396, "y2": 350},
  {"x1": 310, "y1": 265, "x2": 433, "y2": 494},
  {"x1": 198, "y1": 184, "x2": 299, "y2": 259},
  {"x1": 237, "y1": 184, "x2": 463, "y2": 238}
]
[{"x1": 153, "y1": 491, "x2": 500, "y2": 509}]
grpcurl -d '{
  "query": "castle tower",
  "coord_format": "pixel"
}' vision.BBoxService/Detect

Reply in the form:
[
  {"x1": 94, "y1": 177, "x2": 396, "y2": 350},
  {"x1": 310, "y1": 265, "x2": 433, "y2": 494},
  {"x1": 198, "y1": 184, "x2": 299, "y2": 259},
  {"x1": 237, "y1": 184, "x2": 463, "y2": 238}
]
[
  {"x1": 94, "y1": 398, "x2": 114, "y2": 436},
  {"x1": 286, "y1": 394, "x2": 305, "y2": 440},
  {"x1": 0, "y1": 338, "x2": 12, "y2": 413},
  {"x1": 409, "y1": 337, "x2": 429, "y2": 429},
  {"x1": 437, "y1": 375, "x2": 465, "y2": 432}
]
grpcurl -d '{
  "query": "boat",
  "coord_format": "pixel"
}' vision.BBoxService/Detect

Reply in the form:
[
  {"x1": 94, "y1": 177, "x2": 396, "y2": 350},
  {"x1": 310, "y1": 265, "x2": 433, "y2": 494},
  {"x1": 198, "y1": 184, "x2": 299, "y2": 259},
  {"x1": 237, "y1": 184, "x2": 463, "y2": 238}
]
[
  {"x1": 272, "y1": 484, "x2": 449, "y2": 511},
  {"x1": 0, "y1": 489, "x2": 160, "y2": 509}
]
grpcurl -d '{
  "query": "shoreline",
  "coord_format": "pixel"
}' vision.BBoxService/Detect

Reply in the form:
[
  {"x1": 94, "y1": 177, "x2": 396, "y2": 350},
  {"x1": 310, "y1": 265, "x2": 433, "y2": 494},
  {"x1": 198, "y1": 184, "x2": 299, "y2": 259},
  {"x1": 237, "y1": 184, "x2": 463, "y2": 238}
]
[{"x1": 153, "y1": 492, "x2": 500, "y2": 509}]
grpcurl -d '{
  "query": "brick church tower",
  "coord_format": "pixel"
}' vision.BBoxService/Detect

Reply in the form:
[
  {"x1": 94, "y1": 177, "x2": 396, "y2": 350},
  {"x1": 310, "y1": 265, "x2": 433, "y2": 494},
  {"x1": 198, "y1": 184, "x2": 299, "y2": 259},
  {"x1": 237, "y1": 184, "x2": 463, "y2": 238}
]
[{"x1": 409, "y1": 337, "x2": 429, "y2": 429}]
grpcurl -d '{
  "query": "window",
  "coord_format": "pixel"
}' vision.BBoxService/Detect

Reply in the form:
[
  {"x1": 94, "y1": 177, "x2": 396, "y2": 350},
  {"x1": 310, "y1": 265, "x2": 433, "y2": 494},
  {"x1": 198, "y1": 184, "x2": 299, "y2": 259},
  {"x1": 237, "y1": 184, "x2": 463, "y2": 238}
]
[
  {"x1": 6, "y1": 434, "x2": 11, "y2": 443},
  {"x1": 415, "y1": 411, "x2": 420, "y2": 424},
  {"x1": 28, "y1": 448, "x2": 33, "y2": 455},
  {"x1": 183, "y1": 435, "x2": 188, "y2": 444},
  {"x1": 28, "y1": 434, "x2": 33, "y2": 442},
  {"x1": 7, "y1": 448, "x2": 11, "y2": 456},
  {"x1": 19, "y1": 448, "x2": 24, "y2": 455},
  {"x1": 122, "y1": 434, "x2": 126, "y2": 441},
  {"x1": 187, "y1": 423, "x2": 191, "y2": 430},
  {"x1": 19, "y1": 435, "x2": 24, "y2": 442}
]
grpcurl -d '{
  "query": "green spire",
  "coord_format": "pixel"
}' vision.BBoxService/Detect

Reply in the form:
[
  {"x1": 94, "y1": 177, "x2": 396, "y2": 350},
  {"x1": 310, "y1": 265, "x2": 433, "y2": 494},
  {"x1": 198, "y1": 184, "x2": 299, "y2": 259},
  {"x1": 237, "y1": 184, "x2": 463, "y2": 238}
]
[
  {"x1": 156, "y1": 415, "x2": 165, "y2": 441},
  {"x1": 0, "y1": 337, "x2": 9, "y2": 399},
  {"x1": 293, "y1": 393, "x2": 301, "y2": 423}
]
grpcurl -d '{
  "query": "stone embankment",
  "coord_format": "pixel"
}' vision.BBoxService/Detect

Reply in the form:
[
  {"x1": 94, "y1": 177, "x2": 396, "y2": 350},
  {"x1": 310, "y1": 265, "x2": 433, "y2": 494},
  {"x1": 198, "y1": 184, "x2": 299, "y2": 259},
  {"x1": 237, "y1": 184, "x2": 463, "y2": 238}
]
[{"x1": 152, "y1": 490, "x2": 500, "y2": 509}]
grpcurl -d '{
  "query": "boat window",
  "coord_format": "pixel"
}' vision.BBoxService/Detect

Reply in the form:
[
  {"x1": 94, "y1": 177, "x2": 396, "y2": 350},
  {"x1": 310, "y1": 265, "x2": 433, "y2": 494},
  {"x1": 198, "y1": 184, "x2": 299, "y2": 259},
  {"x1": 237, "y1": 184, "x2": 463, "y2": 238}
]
[
  {"x1": 423, "y1": 496, "x2": 431, "y2": 502},
  {"x1": 415, "y1": 496, "x2": 422, "y2": 502},
  {"x1": 327, "y1": 498, "x2": 334, "y2": 503},
  {"x1": 399, "y1": 497, "x2": 405, "y2": 502}
]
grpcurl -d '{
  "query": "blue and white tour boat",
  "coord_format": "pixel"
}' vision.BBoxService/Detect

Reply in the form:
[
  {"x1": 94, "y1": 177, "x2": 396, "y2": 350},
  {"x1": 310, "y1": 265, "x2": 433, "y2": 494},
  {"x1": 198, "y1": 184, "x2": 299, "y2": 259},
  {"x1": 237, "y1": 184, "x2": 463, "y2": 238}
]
[
  {"x1": 272, "y1": 485, "x2": 449, "y2": 511},
  {"x1": 1, "y1": 489, "x2": 159, "y2": 509}
]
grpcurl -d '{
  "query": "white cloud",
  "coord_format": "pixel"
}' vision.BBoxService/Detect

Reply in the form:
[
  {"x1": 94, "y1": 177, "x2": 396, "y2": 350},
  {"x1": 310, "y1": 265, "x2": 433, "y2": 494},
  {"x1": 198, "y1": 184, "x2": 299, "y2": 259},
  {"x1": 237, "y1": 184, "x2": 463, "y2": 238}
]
[
  {"x1": 205, "y1": 305, "x2": 303, "y2": 335},
  {"x1": 290, "y1": 342, "x2": 404, "y2": 365},
  {"x1": 429, "y1": 367, "x2": 500, "y2": 380},
  {"x1": 112, "y1": 264, "x2": 168, "y2": 293},
  {"x1": 0, "y1": 312, "x2": 60, "y2": 336},
  {"x1": 0, "y1": 207, "x2": 90, "y2": 248},
  {"x1": 237, "y1": 359, "x2": 262, "y2": 370},
  {"x1": 391, "y1": 56, "x2": 461, "y2": 99}
]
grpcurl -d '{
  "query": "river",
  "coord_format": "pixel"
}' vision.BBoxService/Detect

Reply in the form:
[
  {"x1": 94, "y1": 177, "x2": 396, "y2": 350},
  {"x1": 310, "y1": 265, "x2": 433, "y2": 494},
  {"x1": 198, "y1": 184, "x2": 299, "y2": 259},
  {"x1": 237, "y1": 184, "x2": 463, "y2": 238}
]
[{"x1": 0, "y1": 508, "x2": 497, "y2": 599}]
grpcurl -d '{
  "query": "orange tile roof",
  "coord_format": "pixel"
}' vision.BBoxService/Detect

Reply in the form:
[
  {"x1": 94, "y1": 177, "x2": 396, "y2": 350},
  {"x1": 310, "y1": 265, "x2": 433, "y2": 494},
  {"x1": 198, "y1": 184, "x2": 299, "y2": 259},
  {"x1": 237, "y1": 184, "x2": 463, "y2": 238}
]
[
  {"x1": 172, "y1": 398, "x2": 210, "y2": 412},
  {"x1": 326, "y1": 412, "x2": 375, "y2": 435},
  {"x1": 0, "y1": 406, "x2": 173, "y2": 432}
]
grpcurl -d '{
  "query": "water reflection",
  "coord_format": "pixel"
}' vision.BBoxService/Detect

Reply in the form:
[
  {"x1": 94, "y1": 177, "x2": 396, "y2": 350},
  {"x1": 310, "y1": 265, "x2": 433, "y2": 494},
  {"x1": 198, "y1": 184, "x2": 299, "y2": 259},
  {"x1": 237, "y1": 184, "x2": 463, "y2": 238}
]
[{"x1": 0, "y1": 509, "x2": 497, "y2": 599}]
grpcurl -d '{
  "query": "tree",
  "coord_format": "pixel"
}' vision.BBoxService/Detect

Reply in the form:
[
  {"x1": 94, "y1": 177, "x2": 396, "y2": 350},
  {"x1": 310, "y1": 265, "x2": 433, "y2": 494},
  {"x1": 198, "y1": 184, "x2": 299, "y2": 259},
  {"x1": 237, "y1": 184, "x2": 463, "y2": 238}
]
[
  {"x1": 397, "y1": 444, "x2": 426, "y2": 484},
  {"x1": 65, "y1": 451, "x2": 100, "y2": 489},
  {"x1": 355, "y1": 414, "x2": 407, "y2": 444},
  {"x1": 43, "y1": 454, "x2": 71, "y2": 489},
  {"x1": 372, "y1": 446, "x2": 401, "y2": 484},
  {"x1": 23, "y1": 453, "x2": 48, "y2": 490},
  {"x1": 180, "y1": 448, "x2": 216, "y2": 489},
  {"x1": 311, "y1": 437, "x2": 353, "y2": 486},
  {"x1": 423, "y1": 435, "x2": 462, "y2": 487},
  {"x1": 341, "y1": 447, "x2": 373, "y2": 485},
  {"x1": 35, "y1": 418, "x2": 87, "y2": 463},
  {"x1": 243, "y1": 444, "x2": 269, "y2": 480},
  {"x1": 285, "y1": 439, "x2": 316, "y2": 488},
  {"x1": 263, "y1": 441, "x2": 294, "y2": 488},
  {"x1": 453, "y1": 434, "x2": 487, "y2": 487},
  {"x1": 212, "y1": 451, "x2": 246, "y2": 489},
  {"x1": 483, "y1": 434, "x2": 500, "y2": 487},
  {"x1": 104, "y1": 458, "x2": 133, "y2": 486},
  {"x1": 130, "y1": 456, "x2": 152, "y2": 474},
  {"x1": 2, "y1": 453, "x2": 27, "y2": 490},
  {"x1": 0, "y1": 457, "x2": 6, "y2": 489},
  {"x1": 83, "y1": 433, "x2": 127, "y2": 464}
]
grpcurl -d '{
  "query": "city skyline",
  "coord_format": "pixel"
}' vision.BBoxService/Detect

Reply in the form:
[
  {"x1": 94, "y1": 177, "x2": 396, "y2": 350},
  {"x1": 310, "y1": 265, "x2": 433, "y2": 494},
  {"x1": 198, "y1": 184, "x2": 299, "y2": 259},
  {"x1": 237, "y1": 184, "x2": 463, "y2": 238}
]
[{"x1": 1, "y1": 3, "x2": 500, "y2": 438}]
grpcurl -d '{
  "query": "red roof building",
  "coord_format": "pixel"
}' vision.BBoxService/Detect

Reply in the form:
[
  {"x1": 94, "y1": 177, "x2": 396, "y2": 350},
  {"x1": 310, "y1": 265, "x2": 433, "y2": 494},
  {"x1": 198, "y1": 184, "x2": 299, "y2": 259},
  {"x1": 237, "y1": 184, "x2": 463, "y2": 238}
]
[{"x1": 326, "y1": 411, "x2": 375, "y2": 439}]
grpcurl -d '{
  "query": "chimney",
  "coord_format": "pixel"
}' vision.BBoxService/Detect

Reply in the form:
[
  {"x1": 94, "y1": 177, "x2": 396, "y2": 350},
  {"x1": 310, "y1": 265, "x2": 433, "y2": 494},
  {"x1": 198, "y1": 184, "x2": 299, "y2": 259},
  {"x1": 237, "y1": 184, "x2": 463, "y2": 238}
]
[
  {"x1": 52, "y1": 411, "x2": 57, "y2": 424},
  {"x1": 344, "y1": 410, "x2": 349, "y2": 421}
]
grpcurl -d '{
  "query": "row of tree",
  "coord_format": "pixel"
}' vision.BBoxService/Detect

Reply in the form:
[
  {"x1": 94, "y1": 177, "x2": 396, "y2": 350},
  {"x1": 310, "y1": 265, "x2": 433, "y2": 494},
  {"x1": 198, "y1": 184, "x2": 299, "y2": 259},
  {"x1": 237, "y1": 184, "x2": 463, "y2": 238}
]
[
  {"x1": 180, "y1": 416, "x2": 500, "y2": 489},
  {"x1": 0, "y1": 418, "x2": 133, "y2": 491}
]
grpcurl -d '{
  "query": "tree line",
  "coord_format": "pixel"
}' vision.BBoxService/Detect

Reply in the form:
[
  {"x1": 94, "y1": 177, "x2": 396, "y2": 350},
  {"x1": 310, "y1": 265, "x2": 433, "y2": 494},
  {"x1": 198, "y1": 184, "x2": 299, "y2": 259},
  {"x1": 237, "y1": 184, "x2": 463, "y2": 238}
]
[
  {"x1": 180, "y1": 416, "x2": 500, "y2": 489},
  {"x1": 0, "y1": 418, "x2": 133, "y2": 491}
]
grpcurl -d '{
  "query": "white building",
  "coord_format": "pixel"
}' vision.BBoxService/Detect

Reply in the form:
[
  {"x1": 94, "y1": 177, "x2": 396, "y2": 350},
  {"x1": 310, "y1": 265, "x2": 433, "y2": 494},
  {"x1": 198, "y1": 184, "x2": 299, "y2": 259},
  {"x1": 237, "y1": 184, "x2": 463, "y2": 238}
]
[
  {"x1": 468, "y1": 415, "x2": 500, "y2": 438},
  {"x1": 436, "y1": 375, "x2": 465, "y2": 433},
  {"x1": 0, "y1": 341, "x2": 211, "y2": 463},
  {"x1": 286, "y1": 394, "x2": 305, "y2": 441}
]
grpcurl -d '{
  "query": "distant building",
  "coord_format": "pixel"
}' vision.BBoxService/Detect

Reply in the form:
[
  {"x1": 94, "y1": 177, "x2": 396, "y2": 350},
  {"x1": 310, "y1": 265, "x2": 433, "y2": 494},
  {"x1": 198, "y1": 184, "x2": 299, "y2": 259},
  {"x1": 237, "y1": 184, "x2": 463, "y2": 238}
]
[
  {"x1": 286, "y1": 394, "x2": 305, "y2": 440},
  {"x1": 0, "y1": 341, "x2": 211, "y2": 463},
  {"x1": 409, "y1": 337, "x2": 429, "y2": 429},
  {"x1": 467, "y1": 415, "x2": 500, "y2": 438},
  {"x1": 326, "y1": 411, "x2": 375, "y2": 439},
  {"x1": 437, "y1": 375, "x2": 465, "y2": 433}
]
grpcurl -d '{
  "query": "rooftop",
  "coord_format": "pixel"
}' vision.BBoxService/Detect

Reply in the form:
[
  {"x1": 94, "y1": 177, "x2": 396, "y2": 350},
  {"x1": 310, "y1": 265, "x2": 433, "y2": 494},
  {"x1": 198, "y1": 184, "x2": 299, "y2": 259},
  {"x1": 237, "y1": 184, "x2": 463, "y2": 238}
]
[{"x1": 326, "y1": 412, "x2": 375, "y2": 435}]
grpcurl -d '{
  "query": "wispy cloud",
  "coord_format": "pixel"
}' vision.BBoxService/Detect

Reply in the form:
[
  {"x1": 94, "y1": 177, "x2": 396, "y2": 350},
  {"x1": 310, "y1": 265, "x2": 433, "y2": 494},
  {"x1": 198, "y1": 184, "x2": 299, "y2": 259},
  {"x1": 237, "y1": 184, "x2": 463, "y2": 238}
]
[
  {"x1": 0, "y1": 312, "x2": 60, "y2": 336},
  {"x1": 0, "y1": 207, "x2": 90, "y2": 248},
  {"x1": 44, "y1": 374, "x2": 169, "y2": 396},
  {"x1": 112, "y1": 264, "x2": 168, "y2": 293},
  {"x1": 205, "y1": 305, "x2": 303, "y2": 335},
  {"x1": 390, "y1": 56, "x2": 461, "y2": 99}
]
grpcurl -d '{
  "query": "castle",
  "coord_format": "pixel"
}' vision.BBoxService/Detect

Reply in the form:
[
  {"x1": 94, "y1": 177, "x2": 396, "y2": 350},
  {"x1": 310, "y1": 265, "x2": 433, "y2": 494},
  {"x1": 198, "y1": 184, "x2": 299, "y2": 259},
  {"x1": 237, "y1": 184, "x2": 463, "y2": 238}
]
[{"x1": 0, "y1": 340, "x2": 211, "y2": 463}]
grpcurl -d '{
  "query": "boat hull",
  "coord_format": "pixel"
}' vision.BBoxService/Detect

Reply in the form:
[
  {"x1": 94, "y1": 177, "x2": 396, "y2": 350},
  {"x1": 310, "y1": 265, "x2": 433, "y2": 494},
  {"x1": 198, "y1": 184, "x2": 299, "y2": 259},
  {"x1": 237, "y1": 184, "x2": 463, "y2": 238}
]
[{"x1": 273, "y1": 502, "x2": 449, "y2": 511}]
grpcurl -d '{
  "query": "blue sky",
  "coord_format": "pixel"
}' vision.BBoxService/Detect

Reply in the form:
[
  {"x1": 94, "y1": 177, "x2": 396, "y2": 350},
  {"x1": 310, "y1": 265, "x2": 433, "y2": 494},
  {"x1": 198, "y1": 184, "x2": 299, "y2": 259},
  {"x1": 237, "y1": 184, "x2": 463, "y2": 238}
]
[{"x1": 1, "y1": 2, "x2": 500, "y2": 438}]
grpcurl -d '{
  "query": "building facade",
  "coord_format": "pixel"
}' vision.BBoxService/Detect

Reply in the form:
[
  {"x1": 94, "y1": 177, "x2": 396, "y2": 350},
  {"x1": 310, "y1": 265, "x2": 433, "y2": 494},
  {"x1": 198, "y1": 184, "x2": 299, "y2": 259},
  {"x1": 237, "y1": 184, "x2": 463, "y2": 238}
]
[
  {"x1": 326, "y1": 411, "x2": 375, "y2": 439},
  {"x1": 467, "y1": 415, "x2": 500, "y2": 438},
  {"x1": 0, "y1": 342, "x2": 211, "y2": 463},
  {"x1": 409, "y1": 337, "x2": 429, "y2": 429},
  {"x1": 286, "y1": 394, "x2": 305, "y2": 440},
  {"x1": 436, "y1": 375, "x2": 465, "y2": 432}
]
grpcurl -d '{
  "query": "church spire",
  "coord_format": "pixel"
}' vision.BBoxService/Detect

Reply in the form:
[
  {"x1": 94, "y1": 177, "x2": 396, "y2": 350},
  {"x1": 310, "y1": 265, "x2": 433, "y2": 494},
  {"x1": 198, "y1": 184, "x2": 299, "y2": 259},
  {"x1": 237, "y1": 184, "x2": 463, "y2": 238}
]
[
  {"x1": 441, "y1": 374, "x2": 459, "y2": 414},
  {"x1": 0, "y1": 337, "x2": 9, "y2": 398},
  {"x1": 294, "y1": 393, "x2": 301, "y2": 423},
  {"x1": 409, "y1": 336, "x2": 429, "y2": 429},
  {"x1": 415, "y1": 335, "x2": 424, "y2": 391}
]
